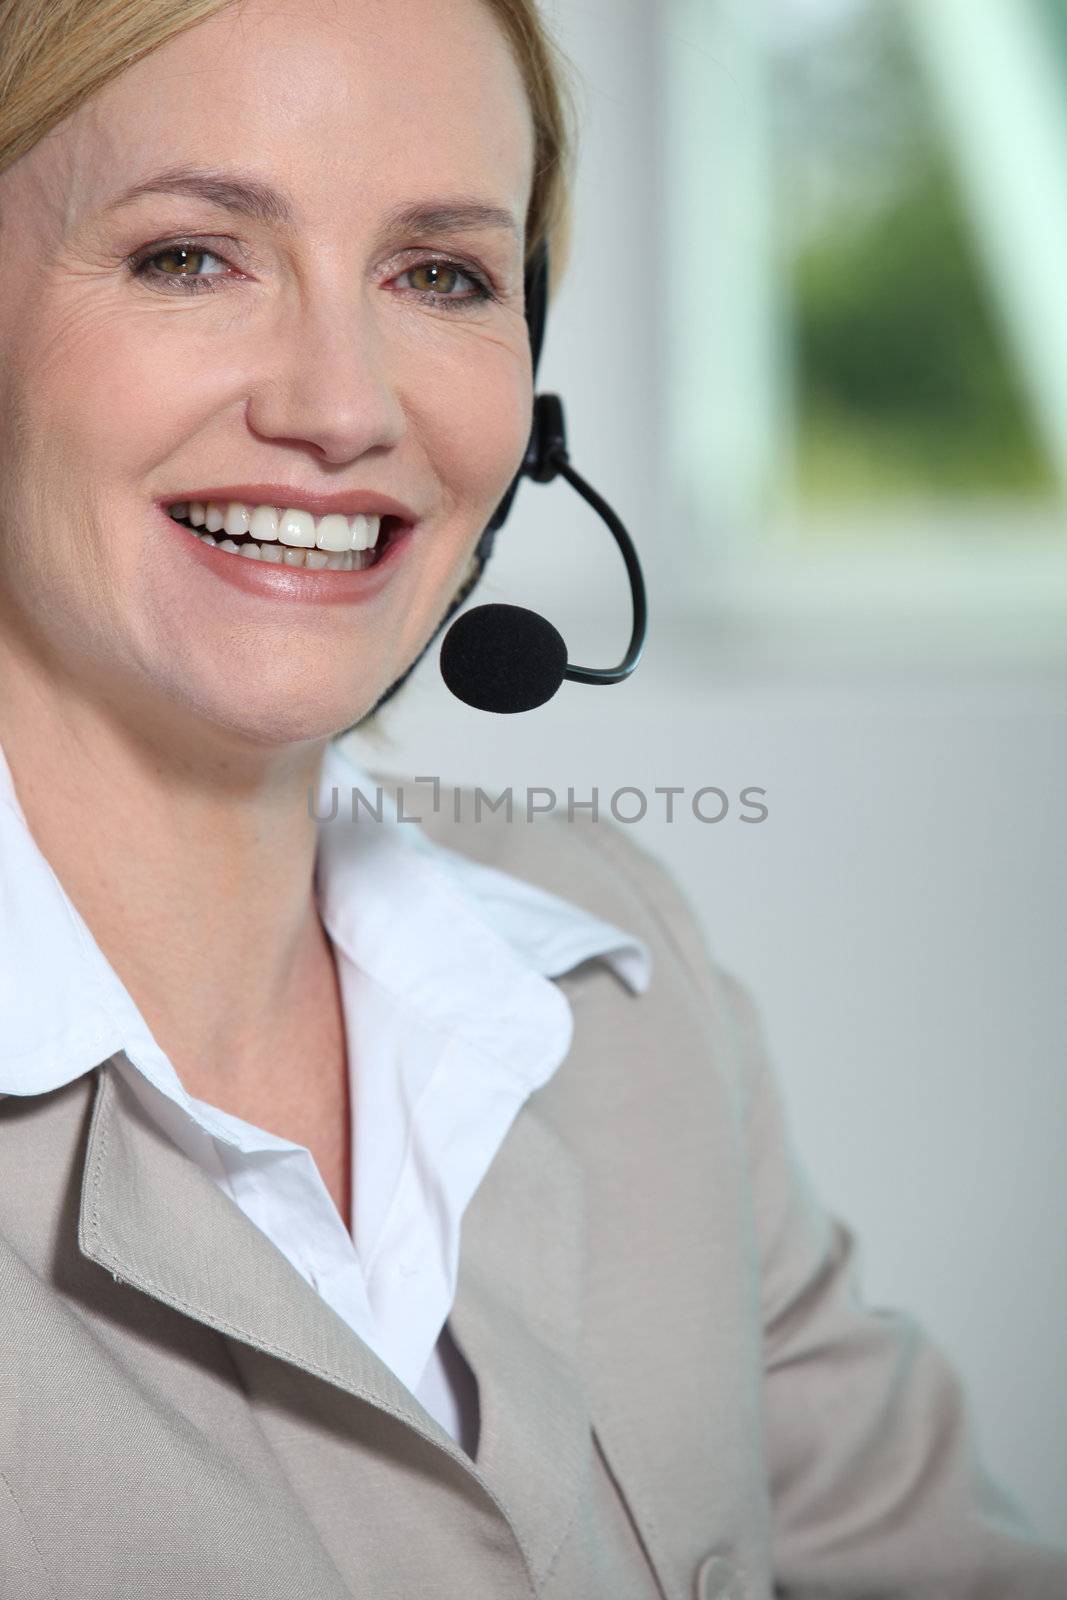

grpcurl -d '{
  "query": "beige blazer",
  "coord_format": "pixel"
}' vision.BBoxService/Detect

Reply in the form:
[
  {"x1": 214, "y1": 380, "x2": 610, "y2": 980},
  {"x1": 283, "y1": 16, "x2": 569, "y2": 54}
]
[{"x1": 1, "y1": 782, "x2": 1064, "y2": 1600}]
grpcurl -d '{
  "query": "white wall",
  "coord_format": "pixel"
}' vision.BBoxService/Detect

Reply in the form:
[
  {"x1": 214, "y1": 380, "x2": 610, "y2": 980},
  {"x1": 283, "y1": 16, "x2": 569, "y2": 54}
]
[{"x1": 350, "y1": 0, "x2": 1067, "y2": 1545}]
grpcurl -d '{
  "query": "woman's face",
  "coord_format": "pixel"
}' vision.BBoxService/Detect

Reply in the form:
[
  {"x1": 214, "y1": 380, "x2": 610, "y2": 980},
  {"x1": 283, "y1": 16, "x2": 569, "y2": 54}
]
[{"x1": 0, "y1": 0, "x2": 535, "y2": 749}]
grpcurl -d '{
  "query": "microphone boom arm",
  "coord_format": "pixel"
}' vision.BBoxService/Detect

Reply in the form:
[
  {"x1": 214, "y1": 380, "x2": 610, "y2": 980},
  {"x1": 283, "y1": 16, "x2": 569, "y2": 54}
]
[{"x1": 524, "y1": 394, "x2": 648, "y2": 686}]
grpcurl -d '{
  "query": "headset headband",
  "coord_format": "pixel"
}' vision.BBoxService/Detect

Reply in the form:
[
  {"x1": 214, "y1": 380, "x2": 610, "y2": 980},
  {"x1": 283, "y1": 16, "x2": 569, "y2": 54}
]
[{"x1": 479, "y1": 238, "x2": 550, "y2": 544}]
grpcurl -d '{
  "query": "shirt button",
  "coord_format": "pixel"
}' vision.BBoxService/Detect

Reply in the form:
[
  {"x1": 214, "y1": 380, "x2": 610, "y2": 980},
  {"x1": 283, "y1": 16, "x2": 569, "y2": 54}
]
[{"x1": 694, "y1": 1554, "x2": 745, "y2": 1600}]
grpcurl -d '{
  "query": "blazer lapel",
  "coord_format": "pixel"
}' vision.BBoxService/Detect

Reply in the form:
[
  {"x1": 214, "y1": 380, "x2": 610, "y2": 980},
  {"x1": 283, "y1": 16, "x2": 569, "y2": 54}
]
[
  {"x1": 79, "y1": 1052, "x2": 595, "y2": 1592},
  {"x1": 77, "y1": 1057, "x2": 486, "y2": 1480},
  {"x1": 449, "y1": 1097, "x2": 593, "y2": 1589}
]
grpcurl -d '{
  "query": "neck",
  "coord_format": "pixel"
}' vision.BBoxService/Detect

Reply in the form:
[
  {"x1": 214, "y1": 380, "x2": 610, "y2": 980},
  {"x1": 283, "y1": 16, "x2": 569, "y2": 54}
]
[{"x1": 0, "y1": 661, "x2": 337, "y2": 1093}]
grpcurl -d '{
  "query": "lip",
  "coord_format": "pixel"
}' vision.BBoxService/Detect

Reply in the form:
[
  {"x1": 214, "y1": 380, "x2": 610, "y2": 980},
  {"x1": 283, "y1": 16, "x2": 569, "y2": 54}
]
[
  {"x1": 159, "y1": 502, "x2": 413, "y2": 605},
  {"x1": 156, "y1": 483, "x2": 419, "y2": 521}
]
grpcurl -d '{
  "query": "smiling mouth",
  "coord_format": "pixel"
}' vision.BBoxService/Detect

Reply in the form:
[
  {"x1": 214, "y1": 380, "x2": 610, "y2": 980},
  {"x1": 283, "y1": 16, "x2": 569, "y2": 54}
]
[{"x1": 167, "y1": 508, "x2": 406, "y2": 571}]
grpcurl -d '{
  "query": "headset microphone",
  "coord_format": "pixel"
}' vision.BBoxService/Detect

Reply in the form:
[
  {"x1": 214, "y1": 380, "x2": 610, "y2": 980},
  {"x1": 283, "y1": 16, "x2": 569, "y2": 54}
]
[
  {"x1": 437, "y1": 241, "x2": 648, "y2": 714},
  {"x1": 365, "y1": 240, "x2": 648, "y2": 719}
]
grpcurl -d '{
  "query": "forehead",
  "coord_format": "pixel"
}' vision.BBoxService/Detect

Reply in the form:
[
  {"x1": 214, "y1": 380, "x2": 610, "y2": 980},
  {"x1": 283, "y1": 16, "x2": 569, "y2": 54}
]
[{"x1": 60, "y1": 0, "x2": 534, "y2": 237}]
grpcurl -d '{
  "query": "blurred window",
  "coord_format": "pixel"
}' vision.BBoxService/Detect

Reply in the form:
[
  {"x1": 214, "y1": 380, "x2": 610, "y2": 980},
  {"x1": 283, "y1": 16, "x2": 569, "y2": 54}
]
[
  {"x1": 665, "y1": 0, "x2": 1067, "y2": 658},
  {"x1": 773, "y1": 1, "x2": 1056, "y2": 511}
]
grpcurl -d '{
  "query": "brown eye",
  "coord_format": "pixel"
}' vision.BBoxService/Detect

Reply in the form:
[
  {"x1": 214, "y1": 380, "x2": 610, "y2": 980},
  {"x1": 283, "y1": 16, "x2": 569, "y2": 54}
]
[
  {"x1": 131, "y1": 242, "x2": 231, "y2": 294},
  {"x1": 400, "y1": 259, "x2": 494, "y2": 309},
  {"x1": 408, "y1": 263, "x2": 463, "y2": 296}
]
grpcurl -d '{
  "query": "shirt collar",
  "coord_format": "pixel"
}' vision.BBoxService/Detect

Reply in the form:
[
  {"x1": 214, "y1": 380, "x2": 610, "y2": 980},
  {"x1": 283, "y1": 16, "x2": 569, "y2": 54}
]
[
  {"x1": 316, "y1": 738, "x2": 651, "y2": 1002},
  {"x1": 0, "y1": 734, "x2": 651, "y2": 1116}
]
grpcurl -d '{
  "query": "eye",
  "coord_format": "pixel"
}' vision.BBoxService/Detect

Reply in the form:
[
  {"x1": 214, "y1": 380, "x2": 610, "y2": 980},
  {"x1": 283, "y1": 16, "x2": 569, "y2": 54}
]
[
  {"x1": 398, "y1": 259, "x2": 496, "y2": 309},
  {"x1": 129, "y1": 241, "x2": 230, "y2": 293}
]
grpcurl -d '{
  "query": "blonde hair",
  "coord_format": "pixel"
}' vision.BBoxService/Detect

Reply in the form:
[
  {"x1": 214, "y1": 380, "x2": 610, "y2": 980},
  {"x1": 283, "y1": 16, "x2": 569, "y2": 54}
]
[{"x1": 0, "y1": 0, "x2": 580, "y2": 296}]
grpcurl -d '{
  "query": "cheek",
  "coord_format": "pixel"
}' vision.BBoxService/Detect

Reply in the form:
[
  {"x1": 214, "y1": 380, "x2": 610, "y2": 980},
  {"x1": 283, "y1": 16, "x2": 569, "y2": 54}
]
[
  {"x1": 0, "y1": 296, "x2": 193, "y2": 552},
  {"x1": 35, "y1": 308, "x2": 203, "y2": 485},
  {"x1": 0, "y1": 307, "x2": 186, "y2": 658},
  {"x1": 404, "y1": 340, "x2": 533, "y2": 514}
]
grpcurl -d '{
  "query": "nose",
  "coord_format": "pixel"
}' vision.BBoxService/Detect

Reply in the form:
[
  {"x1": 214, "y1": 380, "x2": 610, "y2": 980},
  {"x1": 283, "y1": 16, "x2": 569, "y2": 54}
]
[{"x1": 243, "y1": 294, "x2": 408, "y2": 467}]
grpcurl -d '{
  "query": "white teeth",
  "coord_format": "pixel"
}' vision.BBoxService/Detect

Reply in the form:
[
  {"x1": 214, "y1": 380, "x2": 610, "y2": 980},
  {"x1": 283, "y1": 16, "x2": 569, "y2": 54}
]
[
  {"x1": 350, "y1": 513, "x2": 376, "y2": 551},
  {"x1": 347, "y1": 514, "x2": 382, "y2": 552},
  {"x1": 193, "y1": 529, "x2": 366, "y2": 569},
  {"x1": 225, "y1": 502, "x2": 251, "y2": 539},
  {"x1": 248, "y1": 505, "x2": 279, "y2": 543},
  {"x1": 314, "y1": 513, "x2": 352, "y2": 552},
  {"x1": 173, "y1": 499, "x2": 384, "y2": 551},
  {"x1": 278, "y1": 510, "x2": 318, "y2": 549}
]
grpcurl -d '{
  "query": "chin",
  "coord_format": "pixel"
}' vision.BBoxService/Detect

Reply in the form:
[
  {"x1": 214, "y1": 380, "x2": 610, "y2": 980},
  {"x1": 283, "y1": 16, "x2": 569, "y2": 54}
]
[{"x1": 162, "y1": 682, "x2": 384, "y2": 754}]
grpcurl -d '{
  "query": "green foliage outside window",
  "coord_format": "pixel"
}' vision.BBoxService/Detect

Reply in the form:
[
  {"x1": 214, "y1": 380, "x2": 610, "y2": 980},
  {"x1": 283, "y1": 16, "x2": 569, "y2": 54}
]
[{"x1": 772, "y1": 0, "x2": 1057, "y2": 506}]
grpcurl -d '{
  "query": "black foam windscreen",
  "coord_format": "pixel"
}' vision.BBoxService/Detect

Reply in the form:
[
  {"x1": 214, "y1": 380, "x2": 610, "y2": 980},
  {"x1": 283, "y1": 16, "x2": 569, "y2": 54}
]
[{"x1": 438, "y1": 602, "x2": 567, "y2": 714}]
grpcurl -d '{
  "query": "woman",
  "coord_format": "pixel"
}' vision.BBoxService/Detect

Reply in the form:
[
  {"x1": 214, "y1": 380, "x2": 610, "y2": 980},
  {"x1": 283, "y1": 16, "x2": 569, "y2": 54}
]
[{"x1": 0, "y1": 1, "x2": 1064, "y2": 1596}]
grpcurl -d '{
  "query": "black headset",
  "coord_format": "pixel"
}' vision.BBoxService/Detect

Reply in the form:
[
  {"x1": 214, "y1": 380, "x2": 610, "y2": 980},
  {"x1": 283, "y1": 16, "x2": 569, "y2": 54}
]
[{"x1": 371, "y1": 239, "x2": 648, "y2": 716}]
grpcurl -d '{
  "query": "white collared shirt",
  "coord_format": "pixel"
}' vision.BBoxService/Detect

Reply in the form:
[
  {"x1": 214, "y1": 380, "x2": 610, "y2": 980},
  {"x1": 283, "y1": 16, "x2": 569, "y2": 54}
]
[{"x1": 0, "y1": 735, "x2": 651, "y2": 1452}]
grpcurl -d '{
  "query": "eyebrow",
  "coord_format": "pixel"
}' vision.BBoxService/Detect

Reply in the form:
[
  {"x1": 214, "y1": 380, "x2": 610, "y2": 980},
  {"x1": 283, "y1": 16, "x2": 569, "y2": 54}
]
[{"x1": 104, "y1": 164, "x2": 520, "y2": 239}]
